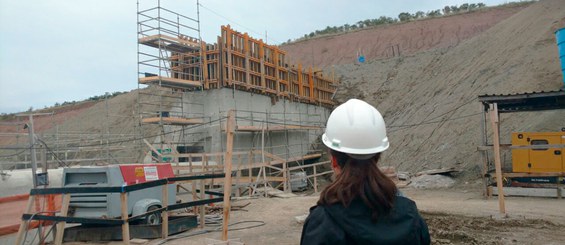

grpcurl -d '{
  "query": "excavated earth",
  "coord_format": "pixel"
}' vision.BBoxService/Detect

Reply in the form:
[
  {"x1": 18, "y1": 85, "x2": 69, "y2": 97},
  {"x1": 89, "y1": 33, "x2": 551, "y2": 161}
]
[{"x1": 286, "y1": 0, "x2": 565, "y2": 177}]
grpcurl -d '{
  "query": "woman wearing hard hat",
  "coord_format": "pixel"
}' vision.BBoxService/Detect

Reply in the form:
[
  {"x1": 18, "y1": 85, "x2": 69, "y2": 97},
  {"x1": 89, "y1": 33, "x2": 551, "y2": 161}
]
[{"x1": 300, "y1": 99, "x2": 430, "y2": 245}]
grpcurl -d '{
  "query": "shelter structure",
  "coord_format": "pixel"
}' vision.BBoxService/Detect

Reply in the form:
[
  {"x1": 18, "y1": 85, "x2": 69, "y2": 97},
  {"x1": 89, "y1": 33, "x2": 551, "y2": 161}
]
[{"x1": 478, "y1": 89, "x2": 565, "y2": 214}]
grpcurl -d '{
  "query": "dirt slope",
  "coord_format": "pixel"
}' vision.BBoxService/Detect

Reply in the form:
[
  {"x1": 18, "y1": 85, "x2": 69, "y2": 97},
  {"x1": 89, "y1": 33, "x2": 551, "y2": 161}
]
[
  {"x1": 281, "y1": 4, "x2": 530, "y2": 68},
  {"x1": 332, "y1": 0, "x2": 565, "y2": 175},
  {"x1": 0, "y1": 90, "x2": 158, "y2": 167}
]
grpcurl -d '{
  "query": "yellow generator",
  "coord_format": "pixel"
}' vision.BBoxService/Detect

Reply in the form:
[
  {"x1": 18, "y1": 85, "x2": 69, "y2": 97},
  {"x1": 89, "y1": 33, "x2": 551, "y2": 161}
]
[{"x1": 511, "y1": 132, "x2": 565, "y2": 173}]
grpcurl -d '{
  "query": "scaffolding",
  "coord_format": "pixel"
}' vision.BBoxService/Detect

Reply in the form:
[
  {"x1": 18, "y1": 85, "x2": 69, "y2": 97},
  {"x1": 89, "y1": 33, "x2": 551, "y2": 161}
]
[
  {"x1": 136, "y1": 0, "x2": 206, "y2": 163},
  {"x1": 135, "y1": 1, "x2": 337, "y2": 196},
  {"x1": 164, "y1": 109, "x2": 332, "y2": 196}
]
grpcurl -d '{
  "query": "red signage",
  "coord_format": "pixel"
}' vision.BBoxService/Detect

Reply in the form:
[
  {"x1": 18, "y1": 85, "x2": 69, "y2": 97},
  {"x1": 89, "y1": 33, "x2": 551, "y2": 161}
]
[{"x1": 119, "y1": 163, "x2": 174, "y2": 185}]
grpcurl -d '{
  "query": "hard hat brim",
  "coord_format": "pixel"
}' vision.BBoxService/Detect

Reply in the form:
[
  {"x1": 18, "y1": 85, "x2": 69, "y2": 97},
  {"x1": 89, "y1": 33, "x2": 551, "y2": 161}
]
[{"x1": 322, "y1": 133, "x2": 390, "y2": 155}]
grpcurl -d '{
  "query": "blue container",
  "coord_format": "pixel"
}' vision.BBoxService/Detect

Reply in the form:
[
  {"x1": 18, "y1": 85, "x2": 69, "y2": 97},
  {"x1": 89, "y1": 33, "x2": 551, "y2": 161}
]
[{"x1": 557, "y1": 28, "x2": 565, "y2": 85}]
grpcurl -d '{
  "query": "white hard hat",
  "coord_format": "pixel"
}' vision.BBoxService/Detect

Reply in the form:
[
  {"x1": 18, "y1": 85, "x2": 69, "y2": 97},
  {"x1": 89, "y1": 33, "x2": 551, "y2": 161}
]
[{"x1": 322, "y1": 99, "x2": 389, "y2": 159}]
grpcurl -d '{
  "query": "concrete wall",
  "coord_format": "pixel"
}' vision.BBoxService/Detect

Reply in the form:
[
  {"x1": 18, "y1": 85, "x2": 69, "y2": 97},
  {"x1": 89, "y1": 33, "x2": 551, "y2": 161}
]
[{"x1": 159, "y1": 88, "x2": 331, "y2": 166}]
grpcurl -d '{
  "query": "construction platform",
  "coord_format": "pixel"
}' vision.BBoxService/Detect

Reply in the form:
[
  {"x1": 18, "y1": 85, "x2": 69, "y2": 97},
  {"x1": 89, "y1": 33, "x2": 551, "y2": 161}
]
[
  {"x1": 141, "y1": 117, "x2": 204, "y2": 125},
  {"x1": 138, "y1": 34, "x2": 199, "y2": 53},
  {"x1": 138, "y1": 76, "x2": 201, "y2": 89}
]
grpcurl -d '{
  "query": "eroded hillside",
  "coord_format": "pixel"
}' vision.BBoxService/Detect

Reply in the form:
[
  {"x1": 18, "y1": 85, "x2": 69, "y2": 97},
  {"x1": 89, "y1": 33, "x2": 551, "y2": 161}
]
[
  {"x1": 282, "y1": 3, "x2": 530, "y2": 68},
  {"x1": 332, "y1": 0, "x2": 565, "y2": 175}
]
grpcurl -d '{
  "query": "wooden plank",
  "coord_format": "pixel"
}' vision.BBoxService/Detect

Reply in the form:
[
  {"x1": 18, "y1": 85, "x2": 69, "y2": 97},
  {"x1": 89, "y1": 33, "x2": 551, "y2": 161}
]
[
  {"x1": 138, "y1": 34, "x2": 199, "y2": 53},
  {"x1": 14, "y1": 195, "x2": 35, "y2": 245},
  {"x1": 308, "y1": 67, "x2": 315, "y2": 101},
  {"x1": 222, "y1": 110, "x2": 235, "y2": 241},
  {"x1": 289, "y1": 170, "x2": 333, "y2": 180},
  {"x1": 489, "y1": 103, "x2": 506, "y2": 214},
  {"x1": 201, "y1": 41, "x2": 210, "y2": 89},
  {"x1": 138, "y1": 76, "x2": 201, "y2": 88},
  {"x1": 143, "y1": 139, "x2": 162, "y2": 157},
  {"x1": 54, "y1": 194, "x2": 70, "y2": 245},
  {"x1": 142, "y1": 117, "x2": 204, "y2": 125},
  {"x1": 120, "y1": 193, "x2": 131, "y2": 245},
  {"x1": 139, "y1": 34, "x2": 199, "y2": 47},
  {"x1": 235, "y1": 124, "x2": 320, "y2": 132}
]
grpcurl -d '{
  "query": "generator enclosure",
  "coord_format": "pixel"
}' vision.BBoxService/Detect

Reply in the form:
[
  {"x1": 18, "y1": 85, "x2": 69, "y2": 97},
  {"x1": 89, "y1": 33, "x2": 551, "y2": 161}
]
[
  {"x1": 62, "y1": 164, "x2": 176, "y2": 219},
  {"x1": 511, "y1": 132, "x2": 565, "y2": 173}
]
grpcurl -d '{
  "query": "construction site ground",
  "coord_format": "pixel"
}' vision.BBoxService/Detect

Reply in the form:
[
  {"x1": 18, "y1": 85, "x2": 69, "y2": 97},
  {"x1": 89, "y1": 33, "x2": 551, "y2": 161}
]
[
  {"x1": 51, "y1": 186, "x2": 565, "y2": 245},
  {"x1": 3, "y1": 1, "x2": 565, "y2": 244}
]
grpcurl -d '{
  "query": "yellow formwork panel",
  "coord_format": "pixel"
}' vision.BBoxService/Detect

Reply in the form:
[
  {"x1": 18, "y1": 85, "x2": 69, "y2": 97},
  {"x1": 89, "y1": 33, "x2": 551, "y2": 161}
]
[{"x1": 511, "y1": 132, "x2": 564, "y2": 173}]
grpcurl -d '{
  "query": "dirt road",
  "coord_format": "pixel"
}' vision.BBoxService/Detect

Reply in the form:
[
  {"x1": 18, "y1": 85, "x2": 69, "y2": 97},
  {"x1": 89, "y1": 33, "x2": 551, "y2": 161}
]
[{"x1": 157, "y1": 187, "x2": 565, "y2": 245}]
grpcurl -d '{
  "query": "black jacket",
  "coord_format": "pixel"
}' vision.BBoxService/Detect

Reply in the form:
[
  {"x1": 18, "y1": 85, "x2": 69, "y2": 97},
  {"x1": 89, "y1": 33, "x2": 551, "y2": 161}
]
[{"x1": 300, "y1": 195, "x2": 430, "y2": 245}]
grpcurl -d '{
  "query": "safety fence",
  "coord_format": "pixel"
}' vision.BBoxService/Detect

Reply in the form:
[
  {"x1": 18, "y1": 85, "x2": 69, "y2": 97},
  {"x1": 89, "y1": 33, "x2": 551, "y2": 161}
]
[{"x1": 15, "y1": 172, "x2": 230, "y2": 245}]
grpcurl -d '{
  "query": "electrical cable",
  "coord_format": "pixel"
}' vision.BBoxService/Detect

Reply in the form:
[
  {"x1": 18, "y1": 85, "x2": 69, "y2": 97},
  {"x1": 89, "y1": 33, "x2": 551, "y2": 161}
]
[
  {"x1": 36, "y1": 138, "x2": 70, "y2": 168},
  {"x1": 388, "y1": 97, "x2": 476, "y2": 128},
  {"x1": 0, "y1": 147, "x2": 30, "y2": 158},
  {"x1": 5, "y1": 117, "x2": 226, "y2": 151},
  {"x1": 153, "y1": 214, "x2": 266, "y2": 245},
  {"x1": 388, "y1": 112, "x2": 481, "y2": 133}
]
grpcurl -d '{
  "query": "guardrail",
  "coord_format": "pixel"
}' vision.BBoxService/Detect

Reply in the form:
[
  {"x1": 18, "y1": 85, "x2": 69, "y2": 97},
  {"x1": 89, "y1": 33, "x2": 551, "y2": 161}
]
[{"x1": 15, "y1": 172, "x2": 233, "y2": 245}]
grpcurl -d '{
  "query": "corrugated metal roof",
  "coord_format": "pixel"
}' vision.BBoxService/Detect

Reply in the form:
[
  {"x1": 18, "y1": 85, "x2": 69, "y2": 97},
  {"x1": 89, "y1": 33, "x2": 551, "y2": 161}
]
[{"x1": 477, "y1": 88, "x2": 565, "y2": 112}]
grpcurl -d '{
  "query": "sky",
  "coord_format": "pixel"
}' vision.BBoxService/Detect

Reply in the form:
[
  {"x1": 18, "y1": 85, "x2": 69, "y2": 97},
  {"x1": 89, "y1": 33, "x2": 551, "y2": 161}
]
[{"x1": 0, "y1": 0, "x2": 514, "y2": 113}]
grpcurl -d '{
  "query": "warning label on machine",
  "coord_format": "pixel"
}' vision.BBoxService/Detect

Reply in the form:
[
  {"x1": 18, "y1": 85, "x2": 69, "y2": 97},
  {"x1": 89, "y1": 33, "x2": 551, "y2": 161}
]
[
  {"x1": 135, "y1": 167, "x2": 145, "y2": 177},
  {"x1": 144, "y1": 166, "x2": 159, "y2": 181}
]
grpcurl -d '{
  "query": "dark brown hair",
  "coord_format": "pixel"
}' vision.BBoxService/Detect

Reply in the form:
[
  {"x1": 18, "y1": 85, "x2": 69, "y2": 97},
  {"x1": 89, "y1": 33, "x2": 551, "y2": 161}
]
[{"x1": 318, "y1": 149, "x2": 397, "y2": 221}]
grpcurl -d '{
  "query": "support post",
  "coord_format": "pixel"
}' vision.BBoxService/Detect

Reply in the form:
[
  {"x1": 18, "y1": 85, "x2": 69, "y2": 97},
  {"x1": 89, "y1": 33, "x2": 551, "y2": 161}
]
[
  {"x1": 161, "y1": 184, "x2": 169, "y2": 239},
  {"x1": 199, "y1": 180, "x2": 205, "y2": 229},
  {"x1": 54, "y1": 194, "x2": 70, "y2": 245},
  {"x1": 313, "y1": 165, "x2": 318, "y2": 193},
  {"x1": 489, "y1": 103, "x2": 506, "y2": 214},
  {"x1": 283, "y1": 162, "x2": 288, "y2": 192},
  {"x1": 120, "y1": 193, "x2": 131, "y2": 245},
  {"x1": 480, "y1": 104, "x2": 490, "y2": 198},
  {"x1": 27, "y1": 115, "x2": 38, "y2": 188},
  {"x1": 222, "y1": 110, "x2": 235, "y2": 241},
  {"x1": 15, "y1": 195, "x2": 36, "y2": 245}
]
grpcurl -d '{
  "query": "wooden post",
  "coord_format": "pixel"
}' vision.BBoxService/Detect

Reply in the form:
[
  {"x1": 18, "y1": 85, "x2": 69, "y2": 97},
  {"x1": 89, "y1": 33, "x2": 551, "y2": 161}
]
[
  {"x1": 283, "y1": 162, "x2": 288, "y2": 192},
  {"x1": 244, "y1": 33, "x2": 251, "y2": 87},
  {"x1": 15, "y1": 195, "x2": 36, "y2": 245},
  {"x1": 297, "y1": 64, "x2": 303, "y2": 97},
  {"x1": 480, "y1": 105, "x2": 490, "y2": 198},
  {"x1": 259, "y1": 41, "x2": 266, "y2": 89},
  {"x1": 161, "y1": 184, "x2": 169, "y2": 238},
  {"x1": 222, "y1": 110, "x2": 235, "y2": 241},
  {"x1": 54, "y1": 194, "x2": 70, "y2": 245},
  {"x1": 274, "y1": 49, "x2": 280, "y2": 94},
  {"x1": 226, "y1": 26, "x2": 233, "y2": 86},
  {"x1": 199, "y1": 180, "x2": 205, "y2": 229},
  {"x1": 201, "y1": 41, "x2": 210, "y2": 89},
  {"x1": 489, "y1": 103, "x2": 506, "y2": 214},
  {"x1": 236, "y1": 155, "x2": 242, "y2": 197},
  {"x1": 308, "y1": 67, "x2": 315, "y2": 101},
  {"x1": 120, "y1": 193, "x2": 131, "y2": 245},
  {"x1": 248, "y1": 151, "x2": 253, "y2": 196},
  {"x1": 313, "y1": 165, "x2": 318, "y2": 193}
]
